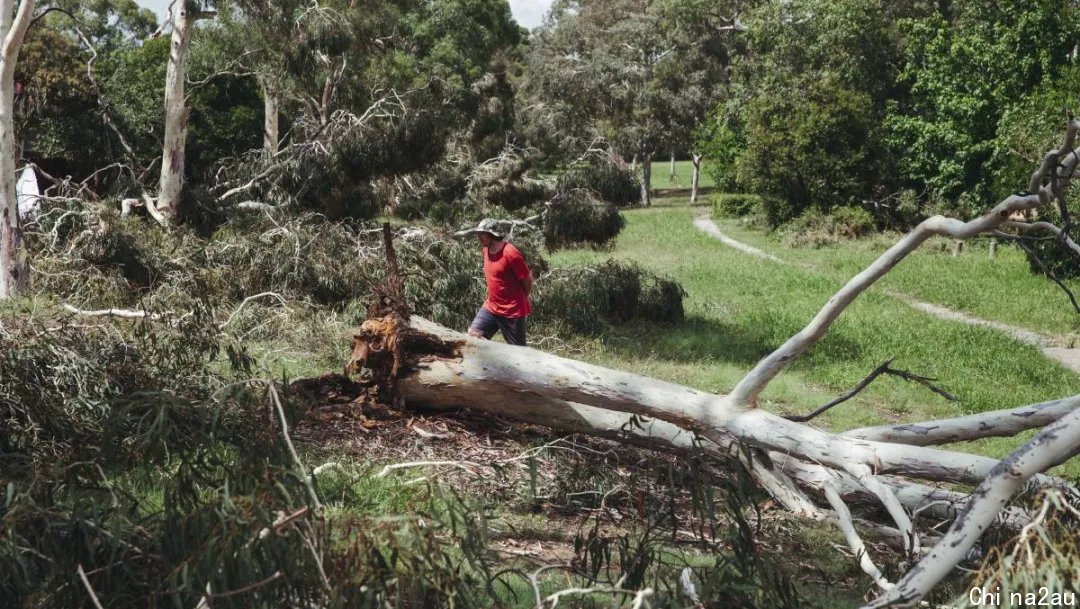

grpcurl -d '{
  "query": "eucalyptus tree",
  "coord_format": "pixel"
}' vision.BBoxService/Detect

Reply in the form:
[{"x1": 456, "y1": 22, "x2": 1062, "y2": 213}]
[
  {"x1": 525, "y1": 0, "x2": 735, "y2": 205},
  {"x1": 0, "y1": 0, "x2": 36, "y2": 298}
]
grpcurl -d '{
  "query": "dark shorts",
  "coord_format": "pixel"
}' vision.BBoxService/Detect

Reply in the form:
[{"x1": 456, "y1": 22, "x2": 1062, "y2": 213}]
[{"x1": 469, "y1": 307, "x2": 527, "y2": 346}]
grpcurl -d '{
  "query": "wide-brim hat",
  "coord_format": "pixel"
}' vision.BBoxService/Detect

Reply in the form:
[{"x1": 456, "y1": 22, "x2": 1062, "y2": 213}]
[{"x1": 454, "y1": 218, "x2": 504, "y2": 239}]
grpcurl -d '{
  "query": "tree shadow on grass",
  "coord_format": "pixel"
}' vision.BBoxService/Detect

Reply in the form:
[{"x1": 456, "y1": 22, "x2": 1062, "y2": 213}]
[{"x1": 598, "y1": 316, "x2": 865, "y2": 370}]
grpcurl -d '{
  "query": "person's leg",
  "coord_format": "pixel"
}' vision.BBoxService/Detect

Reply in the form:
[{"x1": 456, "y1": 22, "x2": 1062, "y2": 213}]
[
  {"x1": 496, "y1": 315, "x2": 527, "y2": 346},
  {"x1": 468, "y1": 307, "x2": 499, "y2": 339}
]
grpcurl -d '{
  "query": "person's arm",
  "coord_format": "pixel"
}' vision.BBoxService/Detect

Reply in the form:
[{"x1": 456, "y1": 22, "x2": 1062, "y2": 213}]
[
  {"x1": 509, "y1": 249, "x2": 533, "y2": 295},
  {"x1": 521, "y1": 270, "x2": 533, "y2": 296}
]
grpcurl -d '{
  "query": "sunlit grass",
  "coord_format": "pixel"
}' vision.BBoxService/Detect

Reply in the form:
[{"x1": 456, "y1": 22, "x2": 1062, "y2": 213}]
[{"x1": 547, "y1": 206, "x2": 1080, "y2": 476}]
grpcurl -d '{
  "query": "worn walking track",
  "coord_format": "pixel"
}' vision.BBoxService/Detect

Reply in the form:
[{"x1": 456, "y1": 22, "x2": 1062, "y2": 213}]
[{"x1": 693, "y1": 215, "x2": 1080, "y2": 374}]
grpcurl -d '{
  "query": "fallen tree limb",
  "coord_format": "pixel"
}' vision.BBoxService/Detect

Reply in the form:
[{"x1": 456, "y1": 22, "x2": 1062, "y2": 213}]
[
  {"x1": 785, "y1": 357, "x2": 955, "y2": 423},
  {"x1": 865, "y1": 408, "x2": 1080, "y2": 608},
  {"x1": 844, "y1": 395, "x2": 1080, "y2": 446},
  {"x1": 62, "y1": 303, "x2": 155, "y2": 320}
]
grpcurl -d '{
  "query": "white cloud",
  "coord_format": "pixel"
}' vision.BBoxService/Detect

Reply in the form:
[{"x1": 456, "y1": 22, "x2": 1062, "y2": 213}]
[
  {"x1": 134, "y1": 0, "x2": 169, "y2": 23},
  {"x1": 509, "y1": 0, "x2": 553, "y2": 29}
]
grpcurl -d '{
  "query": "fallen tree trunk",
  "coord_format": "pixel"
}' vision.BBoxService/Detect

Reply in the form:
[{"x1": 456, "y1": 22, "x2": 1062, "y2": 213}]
[{"x1": 350, "y1": 314, "x2": 1075, "y2": 593}]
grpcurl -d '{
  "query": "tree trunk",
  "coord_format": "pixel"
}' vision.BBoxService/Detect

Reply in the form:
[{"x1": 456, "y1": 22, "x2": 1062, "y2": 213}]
[
  {"x1": 351, "y1": 317, "x2": 1077, "y2": 495},
  {"x1": 261, "y1": 78, "x2": 279, "y2": 156},
  {"x1": 630, "y1": 153, "x2": 637, "y2": 172},
  {"x1": 690, "y1": 153, "x2": 702, "y2": 205},
  {"x1": 640, "y1": 152, "x2": 652, "y2": 206},
  {"x1": 320, "y1": 76, "x2": 334, "y2": 126},
  {"x1": 156, "y1": 0, "x2": 196, "y2": 221},
  {"x1": 669, "y1": 151, "x2": 676, "y2": 183},
  {"x1": 0, "y1": 0, "x2": 35, "y2": 299}
]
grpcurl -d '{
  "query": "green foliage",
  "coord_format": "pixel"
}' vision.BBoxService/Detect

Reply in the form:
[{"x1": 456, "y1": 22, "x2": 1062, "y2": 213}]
[
  {"x1": 105, "y1": 36, "x2": 264, "y2": 184},
  {"x1": 885, "y1": 0, "x2": 1080, "y2": 217},
  {"x1": 14, "y1": 29, "x2": 106, "y2": 178},
  {"x1": 698, "y1": 119, "x2": 743, "y2": 192},
  {"x1": 535, "y1": 260, "x2": 684, "y2": 335},
  {"x1": 711, "y1": 194, "x2": 763, "y2": 219},
  {"x1": 543, "y1": 190, "x2": 626, "y2": 251},
  {"x1": 780, "y1": 207, "x2": 877, "y2": 248},
  {"x1": 556, "y1": 153, "x2": 641, "y2": 207},
  {"x1": 737, "y1": 75, "x2": 884, "y2": 226}
]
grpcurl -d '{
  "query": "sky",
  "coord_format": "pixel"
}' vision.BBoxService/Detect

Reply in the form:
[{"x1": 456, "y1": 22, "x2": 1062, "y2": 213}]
[{"x1": 134, "y1": 0, "x2": 552, "y2": 30}]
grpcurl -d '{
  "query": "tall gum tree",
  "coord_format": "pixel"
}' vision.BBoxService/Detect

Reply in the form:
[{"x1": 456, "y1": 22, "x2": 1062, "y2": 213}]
[
  {"x1": 155, "y1": 0, "x2": 215, "y2": 222},
  {"x1": 0, "y1": 0, "x2": 35, "y2": 298}
]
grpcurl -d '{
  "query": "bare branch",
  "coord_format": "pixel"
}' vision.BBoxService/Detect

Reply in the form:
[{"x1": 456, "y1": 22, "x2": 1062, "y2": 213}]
[
  {"x1": 785, "y1": 358, "x2": 955, "y2": 423},
  {"x1": 1017, "y1": 241, "x2": 1080, "y2": 313},
  {"x1": 62, "y1": 303, "x2": 155, "y2": 319},
  {"x1": 824, "y1": 482, "x2": 894, "y2": 591},
  {"x1": 844, "y1": 395, "x2": 1080, "y2": 447},
  {"x1": 864, "y1": 409, "x2": 1080, "y2": 608},
  {"x1": 76, "y1": 564, "x2": 106, "y2": 609}
]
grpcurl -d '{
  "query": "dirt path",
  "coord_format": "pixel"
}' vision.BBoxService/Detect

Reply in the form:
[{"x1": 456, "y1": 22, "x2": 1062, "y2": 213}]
[{"x1": 694, "y1": 215, "x2": 1080, "y2": 374}]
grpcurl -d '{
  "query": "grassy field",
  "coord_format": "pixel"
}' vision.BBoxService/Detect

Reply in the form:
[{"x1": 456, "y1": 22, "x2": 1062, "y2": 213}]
[
  {"x1": 546, "y1": 205, "x2": 1080, "y2": 476},
  {"x1": 645, "y1": 159, "x2": 716, "y2": 192},
  {"x1": 712, "y1": 217, "x2": 1080, "y2": 341}
]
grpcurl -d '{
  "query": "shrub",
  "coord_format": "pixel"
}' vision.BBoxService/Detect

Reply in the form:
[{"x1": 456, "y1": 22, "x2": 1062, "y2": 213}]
[
  {"x1": 711, "y1": 194, "x2": 763, "y2": 218},
  {"x1": 737, "y1": 73, "x2": 885, "y2": 226},
  {"x1": 556, "y1": 153, "x2": 641, "y2": 207},
  {"x1": 535, "y1": 260, "x2": 684, "y2": 334},
  {"x1": 543, "y1": 192, "x2": 625, "y2": 251},
  {"x1": 780, "y1": 206, "x2": 876, "y2": 248}
]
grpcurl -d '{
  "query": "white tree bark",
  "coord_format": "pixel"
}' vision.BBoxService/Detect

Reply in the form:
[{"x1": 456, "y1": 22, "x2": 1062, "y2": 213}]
[
  {"x1": 640, "y1": 151, "x2": 652, "y2": 206},
  {"x1": 845, "y1": 396, "x2": 1080, "y2": 446},
  {"x1": 261, "y1": 77, "x2": 280, "y2": 155},
  {"x1": 690, "y1": 153, "x2": 702, "y2": 204},
  {"x1": 0, "y1": 0, "x2": 34, "y2": 299},
  {"x1": 864, "y1": 408, "x2": 1080, "y2": 608},
  {"x1": 156, "y1": 0, "x2": 196, "y2": 221},
  {"x1": 669, "y1": 150, "x2": 676, "y2": 183},
  {"x1": 353, "y1": 317, "x2": 1076, "y2": 492}
]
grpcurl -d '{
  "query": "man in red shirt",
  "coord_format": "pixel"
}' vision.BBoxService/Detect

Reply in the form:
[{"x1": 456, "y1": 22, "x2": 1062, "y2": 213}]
[{"x1": 455, "y1": 219, "x2": 533, "y2": 346}]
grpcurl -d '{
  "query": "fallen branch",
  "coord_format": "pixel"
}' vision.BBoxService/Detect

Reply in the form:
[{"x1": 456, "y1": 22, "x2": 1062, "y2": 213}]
[
  {"x1": 865, "y1": 408, "x2": 1080, "y2": 608},
  {"x1": 823, "y1": 482, "x2": 894, "y2": 590},
  {"x1": 76, "y1": 564, "x2": 106, "y2": 609},
  {"x1": 62, "y1": 303, "x2": 155, "y2": 320},
  {"x1": 785, "y1": 357, "x2": 955, "y2": 423},
  {"x1": 845, "y1": 395, "x2": 1080, "y2": 446}
]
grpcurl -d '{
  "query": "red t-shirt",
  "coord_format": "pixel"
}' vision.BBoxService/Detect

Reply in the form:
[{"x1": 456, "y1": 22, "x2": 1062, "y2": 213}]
[{"x1": 483, "y1": 242, "x2": 532, "y2": 318}]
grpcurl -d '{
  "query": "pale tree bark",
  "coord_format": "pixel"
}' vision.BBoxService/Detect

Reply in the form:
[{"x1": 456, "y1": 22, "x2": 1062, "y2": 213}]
[
  {"x1": 260, "y1": 77, "x2": 280, "y2": 156},
  {"x1": 155, "y1": 0, "x2": 197, "y2": 221},
  {"x1": 640, "y1": 151, "x2": 652, "y2": 206},
  {"x1": 690, "y1": 153, "x2": 702, "y2": 204},
  {"x1": 320, "y1": 76, "x2": 333, "y2": 126},
  {"x1": 0, "y1": 0, "x2": 35, "y2": 299},
  {"x1": 669, "y1": 151, "x2": 676, "y2": 183},
  {"x1": 865, "y1": 408, "x2": 1080, "y2": 608}
]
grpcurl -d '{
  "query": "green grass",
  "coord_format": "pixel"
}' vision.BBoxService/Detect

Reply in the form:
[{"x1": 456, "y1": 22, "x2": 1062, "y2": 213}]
[
  {"x1": 645, "y1": 159, "x2": 715, "y2": 191},
  {"x1": 714, "y1": 219, "x2": 1080, "y2": 341},
  {"x1": 547, "y1": 206, "x2": 1080, "y2": 476}
]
